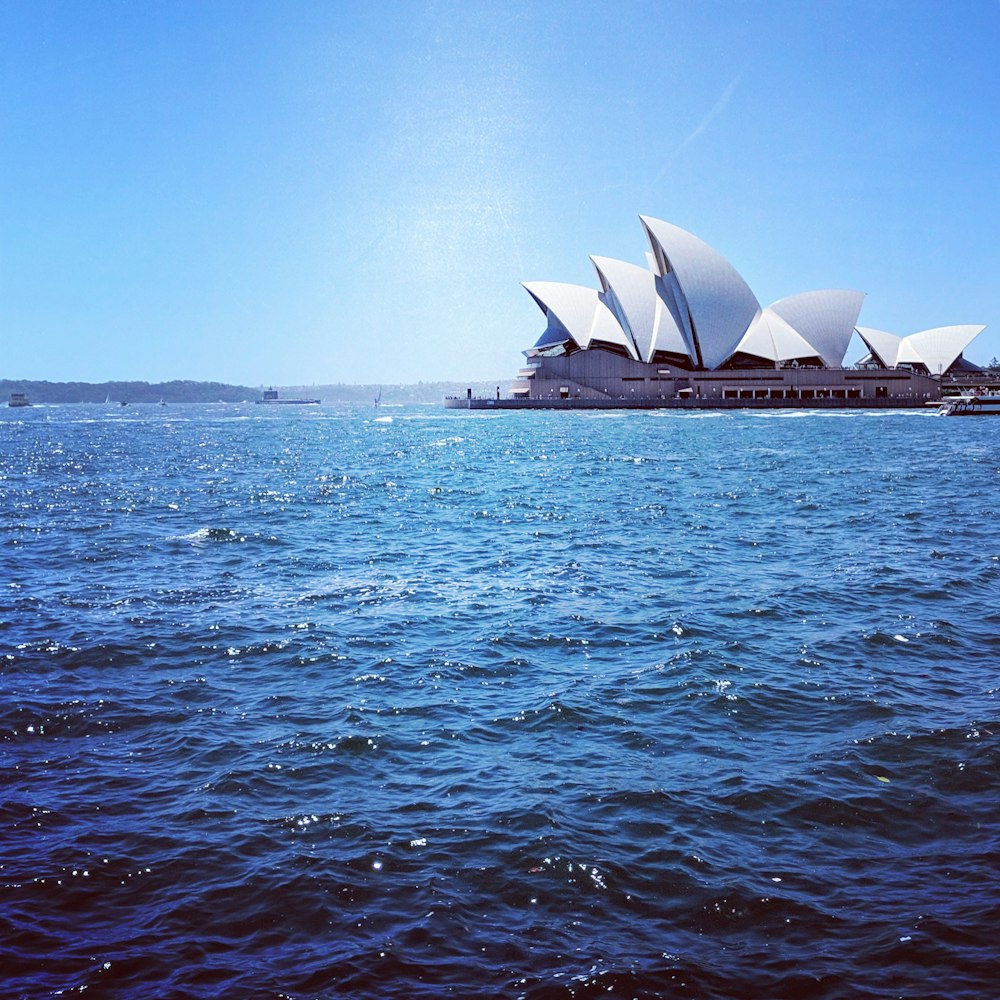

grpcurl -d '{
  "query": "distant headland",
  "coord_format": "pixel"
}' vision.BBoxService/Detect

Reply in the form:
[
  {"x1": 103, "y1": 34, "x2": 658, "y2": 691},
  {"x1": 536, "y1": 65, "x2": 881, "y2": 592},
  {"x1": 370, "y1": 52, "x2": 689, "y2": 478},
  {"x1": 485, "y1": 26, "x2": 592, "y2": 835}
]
[{"x1": 0, "y1": 379, "x2": 502, "y2": 406}]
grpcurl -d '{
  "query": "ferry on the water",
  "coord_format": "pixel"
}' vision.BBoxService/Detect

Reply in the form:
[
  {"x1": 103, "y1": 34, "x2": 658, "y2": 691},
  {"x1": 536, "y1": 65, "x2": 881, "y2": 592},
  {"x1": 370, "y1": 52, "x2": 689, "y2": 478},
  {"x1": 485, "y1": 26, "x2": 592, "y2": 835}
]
[
  {"x1": 938, "y1": 391, "x2": 1000, "y2": 415},
  {"x1": 255, "y1": 388, "x2": 319, "y2": 405}
]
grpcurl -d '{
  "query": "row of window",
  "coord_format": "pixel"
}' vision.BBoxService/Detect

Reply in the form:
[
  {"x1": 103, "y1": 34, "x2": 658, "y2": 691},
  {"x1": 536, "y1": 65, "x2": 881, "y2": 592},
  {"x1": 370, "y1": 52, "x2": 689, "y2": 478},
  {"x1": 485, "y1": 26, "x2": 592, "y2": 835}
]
[{"x1": 721, "y1": 388, "x2": 864, "y2": 400}]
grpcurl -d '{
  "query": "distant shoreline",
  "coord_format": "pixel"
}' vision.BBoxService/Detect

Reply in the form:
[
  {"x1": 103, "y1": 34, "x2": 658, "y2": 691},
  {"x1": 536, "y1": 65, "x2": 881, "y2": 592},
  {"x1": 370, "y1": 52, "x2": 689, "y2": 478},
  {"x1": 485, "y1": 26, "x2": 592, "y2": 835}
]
[{"x1": 0, "y1": 379, "x2": 503, "y2": 406}]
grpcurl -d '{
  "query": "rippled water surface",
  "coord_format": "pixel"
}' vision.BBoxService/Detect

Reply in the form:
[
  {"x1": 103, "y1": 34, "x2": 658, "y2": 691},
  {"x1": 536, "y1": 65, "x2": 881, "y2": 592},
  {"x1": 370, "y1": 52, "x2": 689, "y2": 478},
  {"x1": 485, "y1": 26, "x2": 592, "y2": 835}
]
[{"x1": 2, "y1": 403, "x2": 998, "y2": 998}]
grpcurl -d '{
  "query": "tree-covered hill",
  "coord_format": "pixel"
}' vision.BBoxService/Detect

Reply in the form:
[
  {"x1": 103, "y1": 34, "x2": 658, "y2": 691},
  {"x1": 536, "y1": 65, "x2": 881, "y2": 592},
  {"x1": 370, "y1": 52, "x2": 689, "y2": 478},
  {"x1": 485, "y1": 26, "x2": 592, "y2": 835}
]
[
  {"x1": 1, "y1": 379, "x2": 504, "y2": 405},
  {"x1": 0, "y1": 379, "x2": 258, "y2": 404}
]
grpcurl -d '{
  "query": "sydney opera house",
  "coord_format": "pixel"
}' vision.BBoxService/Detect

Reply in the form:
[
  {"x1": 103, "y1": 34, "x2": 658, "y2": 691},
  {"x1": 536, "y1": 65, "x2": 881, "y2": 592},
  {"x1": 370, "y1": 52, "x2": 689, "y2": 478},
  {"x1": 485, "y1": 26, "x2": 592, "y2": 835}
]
[{"x1": 446, "y1": 217, "x2": 985, "y2": 409}]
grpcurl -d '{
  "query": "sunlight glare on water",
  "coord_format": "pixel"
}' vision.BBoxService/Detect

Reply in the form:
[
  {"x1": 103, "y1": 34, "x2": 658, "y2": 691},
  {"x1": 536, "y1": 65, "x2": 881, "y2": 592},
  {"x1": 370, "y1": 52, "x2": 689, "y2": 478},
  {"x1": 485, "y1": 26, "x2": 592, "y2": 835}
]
[{"x1": 1, "y1": 402, "x2": 998, "y2": 999}]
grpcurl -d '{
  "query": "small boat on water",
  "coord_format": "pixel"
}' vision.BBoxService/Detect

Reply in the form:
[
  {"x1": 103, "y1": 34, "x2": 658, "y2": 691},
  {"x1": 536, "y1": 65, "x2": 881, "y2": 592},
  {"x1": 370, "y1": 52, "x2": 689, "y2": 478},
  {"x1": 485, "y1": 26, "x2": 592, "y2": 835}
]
[
  {"x1": 937, "y1": 391, "x2": 1000, "y2": 416},
  {"x1": 8, "y1": 392, "x2": 31, "y2": 408},
  {"x1": 255, "y1": 387, "x2": 319, "y2": 405}
]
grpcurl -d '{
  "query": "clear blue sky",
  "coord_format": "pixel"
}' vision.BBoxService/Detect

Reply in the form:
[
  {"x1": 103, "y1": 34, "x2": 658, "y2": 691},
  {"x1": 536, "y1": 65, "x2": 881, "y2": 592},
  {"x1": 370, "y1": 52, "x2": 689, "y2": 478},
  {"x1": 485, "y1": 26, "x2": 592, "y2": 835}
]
[{"x1": 2, "y1": 0, "x2": 998, "y2": 385}]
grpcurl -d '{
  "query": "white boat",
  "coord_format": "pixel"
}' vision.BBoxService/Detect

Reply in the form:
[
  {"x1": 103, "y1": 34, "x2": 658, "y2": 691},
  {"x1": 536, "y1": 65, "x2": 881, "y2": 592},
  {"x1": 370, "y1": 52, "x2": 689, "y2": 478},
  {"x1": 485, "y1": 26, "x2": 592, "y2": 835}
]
[
  {"x1": 937, "y1": 391, "x2": 1000, "y2": 415},
  {"x1": 8, "y1": 392, "x2": 31, "y2": 408}
]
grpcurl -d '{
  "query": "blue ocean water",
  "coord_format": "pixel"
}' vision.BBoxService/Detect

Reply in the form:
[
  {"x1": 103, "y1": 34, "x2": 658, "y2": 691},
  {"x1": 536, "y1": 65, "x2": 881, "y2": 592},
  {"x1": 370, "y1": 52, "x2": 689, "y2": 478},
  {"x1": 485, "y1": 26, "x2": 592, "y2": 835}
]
[{"x1": 1, "y1": 402, "x2": 998, "y2": 999}]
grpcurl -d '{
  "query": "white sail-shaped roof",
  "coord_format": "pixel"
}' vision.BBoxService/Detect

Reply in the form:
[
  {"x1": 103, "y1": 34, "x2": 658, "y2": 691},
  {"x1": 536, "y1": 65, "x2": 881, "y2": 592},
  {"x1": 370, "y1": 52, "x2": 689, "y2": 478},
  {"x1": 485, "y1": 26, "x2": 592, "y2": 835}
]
[
  {"x1": 768, "y1": 289, "x2": 865, "y2": 368},
  {"x1": 856, "y1": 324, "x2": 986, "y2": 372},
  {"x1": 856, "y1": 327, "x2": 901, "y2": 367},
  {"x1": 735, "y1": 309, "x2": 819, "y2": 363},
  {"x1": 639, "y1": 216, "x2": 760, "y2": 370},
  {"x1": 522, "y1": 281, "x2": 638, "y2": 359},
  {"x1": 590, "y1": 256, "x2": 691, "y2": 363},
  {"x1": 902, "y1": 325, "x2": 985, "y2": 375}
]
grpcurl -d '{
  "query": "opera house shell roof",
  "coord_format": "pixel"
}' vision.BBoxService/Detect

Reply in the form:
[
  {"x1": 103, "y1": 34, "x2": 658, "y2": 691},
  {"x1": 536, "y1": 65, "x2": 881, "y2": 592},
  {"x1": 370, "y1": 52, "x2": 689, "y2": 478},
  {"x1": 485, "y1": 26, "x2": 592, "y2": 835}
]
[
  {"x1": 856, "y1": 325, "x2": 986, "y2": 376},
  {"x1": 522, "y1": 217, "x2": 984, "y2": 375}
]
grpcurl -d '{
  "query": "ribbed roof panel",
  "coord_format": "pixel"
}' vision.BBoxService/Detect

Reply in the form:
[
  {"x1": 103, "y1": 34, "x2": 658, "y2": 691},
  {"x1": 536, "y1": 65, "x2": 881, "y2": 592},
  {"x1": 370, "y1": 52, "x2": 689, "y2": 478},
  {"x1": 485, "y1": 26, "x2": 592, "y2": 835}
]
[
  {"x1": 522, "y1": 281, "x2": 637, "y2": 359},
  {"x1": 856, "y1": 327, "x2": 902, "y2": 368},
  {"x1": 639, "y1": 216, "x2": 760, "y2": 369},
  {"x1": 903, "y1": 325, "x2": 986, "y2": 374},
  {"x1": 768, "y1": 289, "x2": 864, "y2": 367},
  {"x1": 591, "y1": 256, "x2": 690, "y2": 363},
  {"x1": 736, "y1": 309, "x2": 818, "y2": 363}
]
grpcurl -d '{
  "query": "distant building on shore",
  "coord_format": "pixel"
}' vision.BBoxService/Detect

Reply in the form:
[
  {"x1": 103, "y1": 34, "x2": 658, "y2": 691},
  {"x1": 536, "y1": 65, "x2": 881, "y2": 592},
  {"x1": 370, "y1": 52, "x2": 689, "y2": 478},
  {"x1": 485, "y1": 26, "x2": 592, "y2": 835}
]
[{"x1": 445, "y1": 217, "x2": 985, "y2": 410}]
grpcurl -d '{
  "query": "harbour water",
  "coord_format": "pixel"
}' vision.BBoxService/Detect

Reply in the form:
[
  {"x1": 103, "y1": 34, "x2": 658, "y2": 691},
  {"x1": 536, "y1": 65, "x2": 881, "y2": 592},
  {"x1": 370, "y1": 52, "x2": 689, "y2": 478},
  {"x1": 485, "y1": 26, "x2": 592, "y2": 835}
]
[{"x1": 2, "y1": 404, "x2": 998, "y2": 998}]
